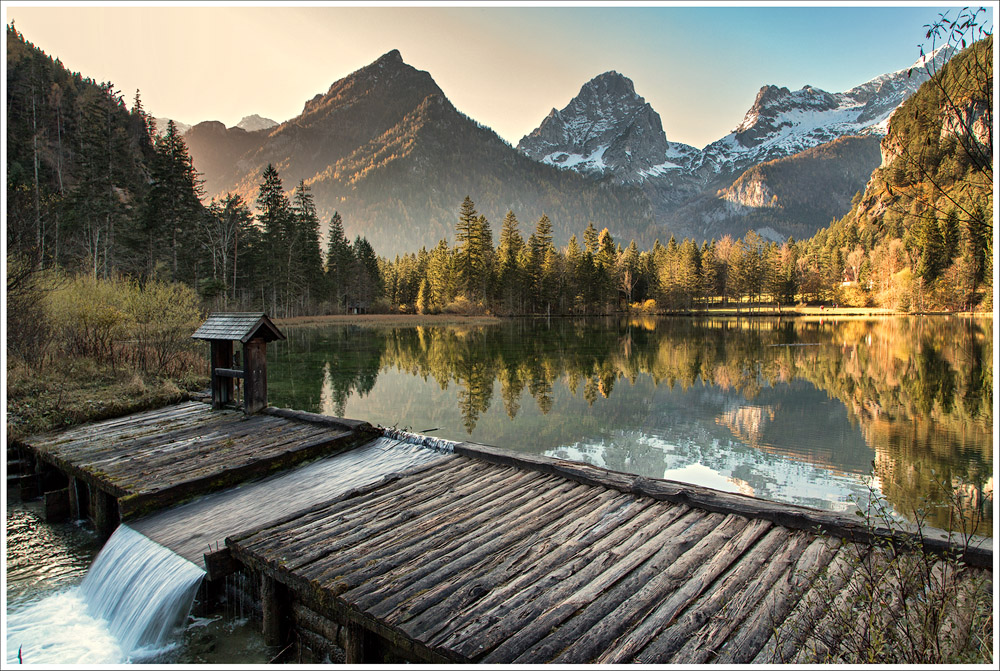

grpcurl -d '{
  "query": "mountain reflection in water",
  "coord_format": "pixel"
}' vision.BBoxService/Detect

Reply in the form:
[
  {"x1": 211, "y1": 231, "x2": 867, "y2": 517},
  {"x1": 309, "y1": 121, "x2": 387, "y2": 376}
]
[{"x1": 268, "y1": 315, "x2": 992, "y2": 535}]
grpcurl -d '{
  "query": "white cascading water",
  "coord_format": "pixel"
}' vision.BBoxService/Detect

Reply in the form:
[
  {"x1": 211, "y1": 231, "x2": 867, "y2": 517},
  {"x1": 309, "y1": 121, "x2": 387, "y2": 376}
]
[
  {"x1": 79, "y1": 525, "x2": 205, "y2": 656},
  {"x1": 6, "y1": 525, "x2": 204, "y2": 664}
]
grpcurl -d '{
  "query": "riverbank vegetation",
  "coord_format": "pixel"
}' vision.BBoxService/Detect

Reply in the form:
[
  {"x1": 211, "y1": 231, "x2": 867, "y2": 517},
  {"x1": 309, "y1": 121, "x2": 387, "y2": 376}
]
[{"x1": 6, "y1": 263, "x2": 207, "y2": 439}]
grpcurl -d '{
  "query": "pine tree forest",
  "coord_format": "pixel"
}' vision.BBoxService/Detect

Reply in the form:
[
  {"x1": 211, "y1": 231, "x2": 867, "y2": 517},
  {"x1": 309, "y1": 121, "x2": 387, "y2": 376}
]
[{"x1": 6, "y1": 22, "x2": 993, "y2": 323}]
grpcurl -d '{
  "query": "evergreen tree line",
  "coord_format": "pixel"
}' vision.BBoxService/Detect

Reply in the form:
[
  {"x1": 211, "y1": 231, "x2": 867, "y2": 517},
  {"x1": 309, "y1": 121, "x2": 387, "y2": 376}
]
[
  {"x1": 7, "y1": 24, "x2": 379, "y2": 318},
  {"x1": 8, "y1": 21, "x2": 991, "y2": 320},
  {"x1": 205, "y1": 164, "x2": 382, "y2": 317},
  {"x1": 379, "y1": 196, "x2": 807, "y2": 315}
]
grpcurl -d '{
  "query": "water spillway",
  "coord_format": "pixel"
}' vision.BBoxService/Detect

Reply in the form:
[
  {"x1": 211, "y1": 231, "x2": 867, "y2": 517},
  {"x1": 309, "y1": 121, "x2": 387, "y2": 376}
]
[
  {"x1": 6, "y1": 525, "x2": 204, "y2": 664},
  {"x1": 6, "y1": 434, "x2": 453, "y2": 664},
  {"x1": 130, "y1": 435, "x2": 453, "y2": 564},
  {"x1": 79, "y1": 525, "x2": 206, "y2": 657}
]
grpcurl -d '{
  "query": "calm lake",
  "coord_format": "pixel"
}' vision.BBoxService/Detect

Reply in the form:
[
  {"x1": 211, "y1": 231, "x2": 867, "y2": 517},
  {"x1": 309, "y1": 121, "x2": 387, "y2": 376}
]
[{"x1": 268, "y1": 315, "x2": 994, "y2": 535}]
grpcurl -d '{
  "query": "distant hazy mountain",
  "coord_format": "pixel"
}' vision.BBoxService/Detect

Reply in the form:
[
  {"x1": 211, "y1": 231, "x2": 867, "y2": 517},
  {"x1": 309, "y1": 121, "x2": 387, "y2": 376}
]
[
  {"x1": 235, "y1": 114, "x2": 278, "y2": 132},
  {"x1": 680, "y1": 136, "x2": 883, "y2": 243},
  {"x1": 185, "y1": 50, "x2": 655, "y2": 255},
  {"x1": 153, "y1": 117, "x2": 191, "y2": 136}
]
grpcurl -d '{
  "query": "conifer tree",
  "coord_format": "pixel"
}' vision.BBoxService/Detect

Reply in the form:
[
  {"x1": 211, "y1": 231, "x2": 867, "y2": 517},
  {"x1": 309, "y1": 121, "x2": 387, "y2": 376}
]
[
  {"x1": 325, "y1": 211, "x2": 353, "y2": 311},
  {"x1": 290, "y1": 180, "x2": 324, "y2": 310},
  {"x1": 496, "y1": 210, "x2": 526, "y2": 313}
]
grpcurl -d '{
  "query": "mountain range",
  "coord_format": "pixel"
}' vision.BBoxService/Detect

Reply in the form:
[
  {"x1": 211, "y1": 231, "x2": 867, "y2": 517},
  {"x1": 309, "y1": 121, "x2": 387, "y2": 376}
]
[
  {"x1": 518, "y1": 46, "x2": 953, "y2": 241},
  {"x1": 180, "y1": 47, "x2": 953, "y2": 254}
]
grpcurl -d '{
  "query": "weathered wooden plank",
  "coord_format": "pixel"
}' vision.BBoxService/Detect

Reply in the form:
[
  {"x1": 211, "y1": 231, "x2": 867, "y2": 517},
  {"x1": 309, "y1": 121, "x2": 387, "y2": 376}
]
[
  {"x1": 276, "y1": 464, "x2": 546, "y2": 575},
  {"x1": 592, "y1": 516, "x2": 772, "y2": 664},
  {"x1": 114, "y1": 425, "x2": 339, "y2": 486},
  {"x1": 225, "y1": 456, "x2": 461, "y2": 556},
  {"x1": 392, "y1": 488, "x2": 627, "y2": 639},
  {"x1": 330, "y1": 478, "x2": 590, "y2": 611},
  {"x1": 476, "y1": 508, "x2": 721, "y2": 663},
  {"x1": 25, "y1": 402, "x2": 208, "y2": 444},
  {"x1": 712, "y1": 535, "x2": 840, "y2": 664},
  {"x1": 248, "y1": 460, "x2": 483, "y2": 557},
  {"x1": 238, "y1": 457, "x2": 482, "y2": 558},
  {"x1": 32, "y1": 405, "x2": 221, "y2": 456},
  {"x1": 648, "y1": 529, "x2": 814, "y2": 664},
  {"x1": 455, "y1": 441, "x2": 993, "y2": 569},
  {"x1": 401, "y1": 489, "x2": 633, "y2": 644},
  {"x1": 292, "y1": 601, "x2": 342, "y2": 646},
  {"x1": 429, "y1": 495, "x2": 672, "y2": 652},
  {"x1": 345, "y1": 478, "x2": 592, "y2": 611},
  {"x1": 791, "y1": 542, "x2": 884, "y2": 663},
  {"x1": 501, "y1": 509, "x2": 726, "y2": 664},
  {"x1": 751, "y1": 542, "x2": 858, "y2": 663}
]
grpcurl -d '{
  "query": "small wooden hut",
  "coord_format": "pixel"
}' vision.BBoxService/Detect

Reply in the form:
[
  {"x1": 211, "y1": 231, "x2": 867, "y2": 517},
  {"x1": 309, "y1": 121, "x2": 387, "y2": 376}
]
[{"x1": 191, "y1": 312, "x2": 285, "y2": 414}]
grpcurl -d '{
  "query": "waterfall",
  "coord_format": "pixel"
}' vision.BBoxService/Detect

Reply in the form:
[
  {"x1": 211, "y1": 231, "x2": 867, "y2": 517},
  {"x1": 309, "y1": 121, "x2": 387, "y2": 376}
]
[
  {"x1": 6, "y1": 525, "x2": 204, "y2": 664},
  {"x1": 80, "y1": 525, "x2": 205, "y2": 658}
]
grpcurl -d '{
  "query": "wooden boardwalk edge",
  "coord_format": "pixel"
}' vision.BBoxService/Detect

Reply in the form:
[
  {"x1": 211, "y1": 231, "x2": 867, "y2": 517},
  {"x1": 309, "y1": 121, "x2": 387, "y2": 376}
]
[
  {"x1": 452, "y1": 441, "x2": 994, "y2": 569},
  {"x1": 117, "y1": 428, "x2": 377, "y2": 520}
]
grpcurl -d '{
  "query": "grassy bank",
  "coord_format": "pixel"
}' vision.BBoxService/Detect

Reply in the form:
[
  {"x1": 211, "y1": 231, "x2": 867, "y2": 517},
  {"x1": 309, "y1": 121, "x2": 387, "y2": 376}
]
[{"x1": 6, "y1": 356, "x2": 208, "y2": 441}]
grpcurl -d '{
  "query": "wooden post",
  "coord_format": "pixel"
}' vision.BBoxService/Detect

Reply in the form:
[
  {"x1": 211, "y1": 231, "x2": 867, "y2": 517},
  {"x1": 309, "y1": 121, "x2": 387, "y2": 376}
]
[
  {"x1": 44, "y1": 488, "x2": 70, "y2": 522},
  {"x1": 68, "y1": 477, "x2": 80, "y2": 520},
  {"x1": 210, "y1": 340, "x2": 235, "y2": 409},
  {"x1": 344, "y1": 621, "x2": 384, "y2": 663},
  {"x1": 261, "y1": 573, "x2": 287, "y2": 649},
  {"x1": 91, "y1": 488, "x2": 119, "y2": 539},
  {"x1": 243, "y1": 337, "x2": 268, "y2": 414}
]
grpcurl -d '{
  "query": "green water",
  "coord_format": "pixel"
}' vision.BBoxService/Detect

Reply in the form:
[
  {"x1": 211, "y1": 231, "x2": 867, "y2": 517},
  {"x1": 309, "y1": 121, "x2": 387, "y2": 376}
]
[{"x1": 267, "y1": 315, "x2": 993, "y2": 534}]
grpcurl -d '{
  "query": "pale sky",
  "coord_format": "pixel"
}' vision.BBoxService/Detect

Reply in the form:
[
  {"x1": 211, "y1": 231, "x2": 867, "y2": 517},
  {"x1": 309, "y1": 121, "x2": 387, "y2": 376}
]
[{"x1": 3, "y1": 2, "x2": 987, "y2": 149}]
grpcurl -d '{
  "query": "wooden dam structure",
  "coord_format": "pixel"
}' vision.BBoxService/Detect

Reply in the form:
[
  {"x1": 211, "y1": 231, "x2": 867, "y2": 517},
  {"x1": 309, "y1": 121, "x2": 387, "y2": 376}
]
[{"x1": 8, "y1": 314, "x2": 993, "y2": 664}]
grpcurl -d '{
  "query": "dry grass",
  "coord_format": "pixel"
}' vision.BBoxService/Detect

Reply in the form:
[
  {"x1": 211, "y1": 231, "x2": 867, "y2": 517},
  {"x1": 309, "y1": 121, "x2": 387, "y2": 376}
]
[{"x1": 6, "y1": 355, "x2": 208, "y2": 441}]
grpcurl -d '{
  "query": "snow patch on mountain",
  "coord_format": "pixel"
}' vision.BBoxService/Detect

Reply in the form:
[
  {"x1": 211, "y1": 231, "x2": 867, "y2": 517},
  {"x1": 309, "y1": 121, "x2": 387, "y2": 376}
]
[
  {"x1": 521, "y1": 45, "x2": 955, "y2": 194},
  {"x1": 236, "y1": 114, "x2": 278, "y2": 132}
]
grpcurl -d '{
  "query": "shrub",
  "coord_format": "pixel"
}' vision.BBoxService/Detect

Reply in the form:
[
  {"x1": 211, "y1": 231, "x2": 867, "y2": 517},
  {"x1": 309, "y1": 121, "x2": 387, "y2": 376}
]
[
  {"x1": 45, "y1": 274, "x2": 130, "y2": 365},
  {"x1": 43, "y1": 273, "x2": 203, "y2": 376},
  {"x1": 766, "y1": 476, "x2": 993, "y2": 664},
  {"x1": 6, "y1": 254, "x2": 53, "y2": 367},
  {"x1": 124, "y1": 279, "x2": 203, "y2": 375}
]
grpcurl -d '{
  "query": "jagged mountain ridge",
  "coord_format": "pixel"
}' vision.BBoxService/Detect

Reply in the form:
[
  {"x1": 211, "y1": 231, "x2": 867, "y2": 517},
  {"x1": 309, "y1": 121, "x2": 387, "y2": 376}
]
[
  {"x1": 518, "y1": 47, "x2": 955, "y2": 242},
  {"x1": 517, "y1": 71, "x2": 700, "y2": 184},
  {"x1": 185, "y1": 50, "x2": 656, "y2": 255}
]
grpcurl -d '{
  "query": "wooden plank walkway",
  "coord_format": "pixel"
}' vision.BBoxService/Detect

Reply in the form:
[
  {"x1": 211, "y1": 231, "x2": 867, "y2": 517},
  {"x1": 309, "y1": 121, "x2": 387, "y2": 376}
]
[
  {"x1": 227, "y1": 443, "x2": 992, "y2": 664},
  {"x1": 17, "y1": 400, "x2": 378, "y2": 518}
]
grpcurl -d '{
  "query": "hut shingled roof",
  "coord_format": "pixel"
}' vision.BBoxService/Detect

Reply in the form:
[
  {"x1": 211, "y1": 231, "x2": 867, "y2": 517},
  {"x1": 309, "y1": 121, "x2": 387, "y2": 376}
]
[{"x1": 191, "y1": 312, "x2": 285, "y2": 343}]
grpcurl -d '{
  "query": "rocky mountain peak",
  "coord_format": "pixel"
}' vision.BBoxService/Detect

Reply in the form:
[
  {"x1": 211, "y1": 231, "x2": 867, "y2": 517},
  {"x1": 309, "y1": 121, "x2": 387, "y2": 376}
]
[{"x1": 517, "y1": 70, "x2": 688, "y2": 183}]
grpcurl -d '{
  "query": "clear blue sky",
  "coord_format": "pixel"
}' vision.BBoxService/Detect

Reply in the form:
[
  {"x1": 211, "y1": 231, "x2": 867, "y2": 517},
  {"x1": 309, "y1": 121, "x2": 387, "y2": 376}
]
[{"x1": 4, "y1": 2, "x2": 989, "y2": 149}]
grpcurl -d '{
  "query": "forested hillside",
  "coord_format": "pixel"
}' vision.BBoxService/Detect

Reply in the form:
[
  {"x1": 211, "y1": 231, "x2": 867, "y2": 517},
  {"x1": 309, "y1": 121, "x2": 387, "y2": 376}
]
[
  {"x1": 801, "y1": 32, "x2": 993, "y2": 311},
  {"x1": 7, "y1": 23, "x2": 191, "y2": 280},
  {"x1": 184, "y1": 49, "x2": 658, "y2": 256}
]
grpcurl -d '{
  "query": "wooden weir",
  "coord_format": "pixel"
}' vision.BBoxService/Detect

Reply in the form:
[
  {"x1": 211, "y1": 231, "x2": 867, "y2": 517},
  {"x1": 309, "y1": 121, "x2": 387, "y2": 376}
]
[
  {"x1": 12, "y1": 400, "x2": 378, "y2": 536},
  {"x1": 10, "y1": 398, "x2": 992, "y2": 663},
  {"x1": 226, "y1": 442, "x2": 993, "y2": 664}
]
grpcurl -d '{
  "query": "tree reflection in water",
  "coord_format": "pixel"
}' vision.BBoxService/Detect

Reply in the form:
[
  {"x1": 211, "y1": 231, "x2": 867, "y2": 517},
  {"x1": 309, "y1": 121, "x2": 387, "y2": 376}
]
[{"x1": 269, "y1": 316, "x2": 992, "y2": 535}]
